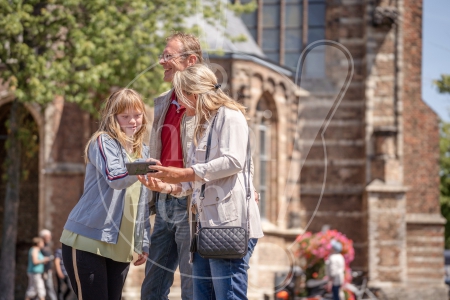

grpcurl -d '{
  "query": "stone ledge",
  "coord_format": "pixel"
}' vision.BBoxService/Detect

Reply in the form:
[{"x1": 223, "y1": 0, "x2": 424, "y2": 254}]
[
  {"x1": 365, "y1": 179, "x2": 408, "y2": 193},
  {"x1": 406, "y1": 213, "x2": 446, "y2": 225},
  {"x1": 301, "y1": 185, "x2": 364, "y2": 195},
  {"x1": 42, "y1": 162, "x2": 86, "y2": 175},
  {"x1": 382, "y1": 285, "x2": 448, "y2": 300},
  {"x1": 262, "y1": 221, "x2": 304, "y2": 238}
]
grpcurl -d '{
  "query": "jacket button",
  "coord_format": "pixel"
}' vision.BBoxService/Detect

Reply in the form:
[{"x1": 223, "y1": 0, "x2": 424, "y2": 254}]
[{"x1": 216, "y1": 197, "x2": 219, "y2": 201}]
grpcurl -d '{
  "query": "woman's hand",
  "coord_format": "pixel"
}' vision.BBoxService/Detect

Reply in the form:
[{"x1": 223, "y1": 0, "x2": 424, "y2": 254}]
[
  {"x1": 134, "y1": 252, "x2": 148, "y2": 266},
  {"x1": 137, "y1": 175, "x2": 168, "y2": 193},
  {"x1": 254, "y1": 190, "x2": 260, "y2": 205},
  {"x1": 146, "y1": 166, "x2": 196, "y2": 184}
]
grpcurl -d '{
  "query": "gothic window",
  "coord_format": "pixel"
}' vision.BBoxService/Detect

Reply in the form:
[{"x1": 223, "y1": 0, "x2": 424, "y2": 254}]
[
  {"x1": 254, "y1": 93, "x2": 277, "y2": 220},
  {"x1": 240, "y1": 0, "x2": 326, "y2": 77}
]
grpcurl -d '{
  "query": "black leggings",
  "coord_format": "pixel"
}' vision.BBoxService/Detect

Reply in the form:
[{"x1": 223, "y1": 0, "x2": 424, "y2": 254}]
[{"x1": 62, "y1": 244, "x2": 130, "y2": 300}]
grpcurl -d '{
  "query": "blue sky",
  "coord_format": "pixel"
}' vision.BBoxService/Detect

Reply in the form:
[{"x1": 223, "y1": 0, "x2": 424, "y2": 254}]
[{"x1": 422, "y1": 0, "x2": 450, "y2": 121}]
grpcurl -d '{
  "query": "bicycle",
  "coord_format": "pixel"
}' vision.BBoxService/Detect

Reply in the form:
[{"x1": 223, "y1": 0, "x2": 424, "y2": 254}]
[{"x1": 344, "y1": 272, "x2": 388, "y2": 300}]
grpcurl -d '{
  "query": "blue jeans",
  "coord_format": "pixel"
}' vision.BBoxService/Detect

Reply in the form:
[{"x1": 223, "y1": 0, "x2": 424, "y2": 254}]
[
  {"x1": 332, "y1": 285, "x2": 341, "y2": 300},
  {"x1": 141, "y1": 194, "x2": 193, "y2": 300},
  {"x1": 192, "y1": 238, "x2": 258, "y2": 300}
]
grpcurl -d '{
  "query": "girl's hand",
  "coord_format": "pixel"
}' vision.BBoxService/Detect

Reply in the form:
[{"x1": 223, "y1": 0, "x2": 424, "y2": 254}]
[
  {"x1": 134, "y1": 252, "x2": 148, "y2": 266},
  {"x1": 146, "y1": 158, "x2": 162, "y2": 165},
  {"x1": 146, "y1": 166, "x2": 195, "y2": 184},
  {"x1": 137, "y1": 175, "x2": 168, "y2": 192}
]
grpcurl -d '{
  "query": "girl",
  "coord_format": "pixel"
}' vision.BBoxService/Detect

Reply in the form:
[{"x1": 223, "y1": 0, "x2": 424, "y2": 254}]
[
  {"x1": 60, "y1": 88, "x2": 151, "y2": 300},
  {"x1": 139, "y1": 64, "x2": 263, "y2": 300}
]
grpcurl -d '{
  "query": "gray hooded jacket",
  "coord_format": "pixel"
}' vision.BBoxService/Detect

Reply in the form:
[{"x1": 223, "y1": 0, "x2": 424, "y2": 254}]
[{"x1": 63, "y1": 133, "x2": 151, "y2": 254}]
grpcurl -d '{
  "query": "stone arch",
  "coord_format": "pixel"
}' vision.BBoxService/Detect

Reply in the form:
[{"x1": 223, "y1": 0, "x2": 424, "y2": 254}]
[
  {"x1": 265, "y1": 77, "x2": 276, "y2": 95},
  {"x1": 252, "y1": 91, "x2": 279, "y2": 223},
  {"x1": 248, "y1": 73, "x2": 264, "y2": 116},
  {"x1": 0, "y1": 95, "x2": 42, "y2": 298},
  {"x1": 278, "y1": 81, "x2": 289, "y2": 102}
]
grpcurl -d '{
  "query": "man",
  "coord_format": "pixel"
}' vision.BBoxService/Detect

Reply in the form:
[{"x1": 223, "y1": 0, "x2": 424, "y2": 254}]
[
  {"x1": 39, "y1": 229, "x2": 57, "y2": 300},
  {"x1": 140, "y1": 32, "x2": 203, "y2": 300}
]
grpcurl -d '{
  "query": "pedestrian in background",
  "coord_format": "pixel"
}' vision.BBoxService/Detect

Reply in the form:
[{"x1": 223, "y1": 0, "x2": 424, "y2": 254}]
[
  {"x1": 25, "y1": 237, "x2": 53, "y2": 300},
  {"x1": 54, "y1": 246, "x2": 74, "y2": 300},
  {"x1": 326, "y1": 240, "x2": 345, "y2": 300},
  {"x1": 40, "y1": 229, "x2": 58, "y2": 300}
]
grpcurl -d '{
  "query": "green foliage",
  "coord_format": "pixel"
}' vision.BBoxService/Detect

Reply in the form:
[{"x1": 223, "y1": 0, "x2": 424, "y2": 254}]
[
  {"x1": 434, "y1": 74, "x2": 450, "y2": 95},
  {"x1": 440, "y1": 121, "x2": 450, "y2": 248},
  {"x1": 228, "y1": 0, "x2": 257, "y2": 15},
  {"x1": 1, "y1": 103, "x2": 39, "y2": 182},
  {"x1": 0, "y1": 0, "x2": 244, "y2": 113},
  {"x1": 436, "y1": 75, "x2": 450, "y2": 248}
]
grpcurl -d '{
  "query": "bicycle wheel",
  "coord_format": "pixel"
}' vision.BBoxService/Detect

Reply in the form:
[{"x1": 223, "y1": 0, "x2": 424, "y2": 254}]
[
  {"x1": 362, "y1": 287, "x2": 388, "y2": 300},
  {"x1": 358, "y1": 288, "x2": 377, "y2": 300},
  {"x1": 369, "y1": 287, "x2": 388, "y2": 300}
]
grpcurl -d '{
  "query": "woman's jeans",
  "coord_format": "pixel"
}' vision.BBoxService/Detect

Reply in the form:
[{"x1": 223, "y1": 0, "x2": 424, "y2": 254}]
[
  {"x1": 192, "y1": 238, "x2": 258, "y2": 300},
  {"x1": 332, "y1": 285, "x2": 341, "y2": 300}
]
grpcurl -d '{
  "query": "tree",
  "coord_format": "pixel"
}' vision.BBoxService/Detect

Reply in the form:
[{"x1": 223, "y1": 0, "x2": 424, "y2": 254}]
[
  {"x1": 435, "y1": 74, "x2": 450, "y2": 94},
  {"x1": 436, "y1": 74, "x2": 450, "y2": 248},
  {"x1": 440, "y1": 122, "x2": 450, "y2": 248},
  {"x1": 0, "y1": 0, "x2": 256, "y2": 297}
]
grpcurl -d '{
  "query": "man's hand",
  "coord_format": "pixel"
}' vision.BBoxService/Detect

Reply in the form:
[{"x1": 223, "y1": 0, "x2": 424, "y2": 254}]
[
  {"x1": 254, "y1": 190, "x2": 260, "y2": 205},
  {"x1": 134, "y1": 252, "x2": 148, "y2": 266}
]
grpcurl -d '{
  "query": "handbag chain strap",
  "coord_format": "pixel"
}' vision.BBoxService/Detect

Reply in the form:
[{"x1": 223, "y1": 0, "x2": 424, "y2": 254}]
[{"x1": 198, "y1": 108, "x2": 252, "y2": 233}]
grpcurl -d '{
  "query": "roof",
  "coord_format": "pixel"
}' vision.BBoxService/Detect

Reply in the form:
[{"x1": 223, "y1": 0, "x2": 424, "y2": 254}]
[
  {"x1": 185, "y1": 10, "x2": 298, "y2": 77},
  {"x1": 186, "y1": 9, "x2": 265, "y2": 58}
]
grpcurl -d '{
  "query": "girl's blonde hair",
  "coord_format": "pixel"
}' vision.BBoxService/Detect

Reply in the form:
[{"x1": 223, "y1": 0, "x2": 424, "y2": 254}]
[
  {"x1": 172, "y1": 64, "x2": 246, "y2": 145},
  {"x1": 84, "y1": 88, "x2": 148, "y2": 163}
]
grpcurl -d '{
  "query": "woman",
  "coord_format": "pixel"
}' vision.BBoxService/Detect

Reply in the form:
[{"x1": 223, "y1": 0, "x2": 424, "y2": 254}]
[
  {"x1": 60, "y1": 89, "x2": 151, "y2": 300},
  {"x1": 139, "y1": 64, "x2": 263, "y2": 300},
  {"x1": 25, "y1": 237, "x2": 51, "y2": 300}
]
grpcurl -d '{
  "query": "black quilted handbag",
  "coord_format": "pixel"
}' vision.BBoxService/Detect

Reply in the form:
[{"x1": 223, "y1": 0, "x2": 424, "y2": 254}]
[
  {"x1": 197, "y1": 226, "x2": 248, "y2": 259},
  {"x1": 194, "y1": 112, "x2": 251, "y2": 259}
]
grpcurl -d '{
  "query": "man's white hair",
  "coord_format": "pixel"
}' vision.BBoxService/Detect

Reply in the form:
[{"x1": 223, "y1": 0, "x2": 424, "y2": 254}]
[{"x1": 39, "y1": 229, "x2": 51, "y2": 237}]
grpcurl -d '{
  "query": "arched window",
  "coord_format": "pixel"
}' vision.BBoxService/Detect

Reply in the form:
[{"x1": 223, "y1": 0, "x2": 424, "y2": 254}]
[
  {"x1": 240, "y1": 0, "x2": 326, "y2": 77},
  {"x1": 254, "y1": 92, "x2": 278, "y2": 221}
]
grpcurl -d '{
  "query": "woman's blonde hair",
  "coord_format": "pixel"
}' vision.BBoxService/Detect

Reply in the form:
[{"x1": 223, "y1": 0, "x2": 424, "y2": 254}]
[
  {"x1": 84, "y1": 88, "x2": 148, "y2": 163},
  {"x1": 172, "y1": 64, "x2": 246, "y2": 145}
]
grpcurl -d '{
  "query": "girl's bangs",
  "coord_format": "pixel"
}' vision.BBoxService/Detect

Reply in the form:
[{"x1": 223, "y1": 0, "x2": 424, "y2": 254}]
[{"x1": 115, "y1": 92, "x2": 144, "y2": 114}]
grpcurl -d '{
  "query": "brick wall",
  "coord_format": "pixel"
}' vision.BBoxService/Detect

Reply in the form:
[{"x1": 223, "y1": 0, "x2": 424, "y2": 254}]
[
  {"x1": 402, "y1": 0, "x2": 440, "y2": 215},
  {"x1": 44, "y1": 102, "x2": 92, "y2": 247},
  {"x1": 299, "y1": 0, "x2": 368, "y2": 270},
  {"x1": 401, "y1": 1, "x2": 445, "y2": 295}
]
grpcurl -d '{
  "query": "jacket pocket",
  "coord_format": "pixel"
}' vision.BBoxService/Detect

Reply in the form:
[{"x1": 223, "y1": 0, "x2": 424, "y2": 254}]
[
  {"x1": 192, "y1": 148, "x2": 206, "y2": 165},
  {"x1": 201, "y1": 190, "x2": 238, "y2": 226}
]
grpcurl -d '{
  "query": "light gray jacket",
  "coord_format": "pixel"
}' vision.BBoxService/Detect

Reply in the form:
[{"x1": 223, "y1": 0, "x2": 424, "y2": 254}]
[
  {"x1": 178, "y1": 107, "x2": 264, "y2": 239},
  {"x1": 64, "y1": 134, "x2": 151, "y2": 254}
]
